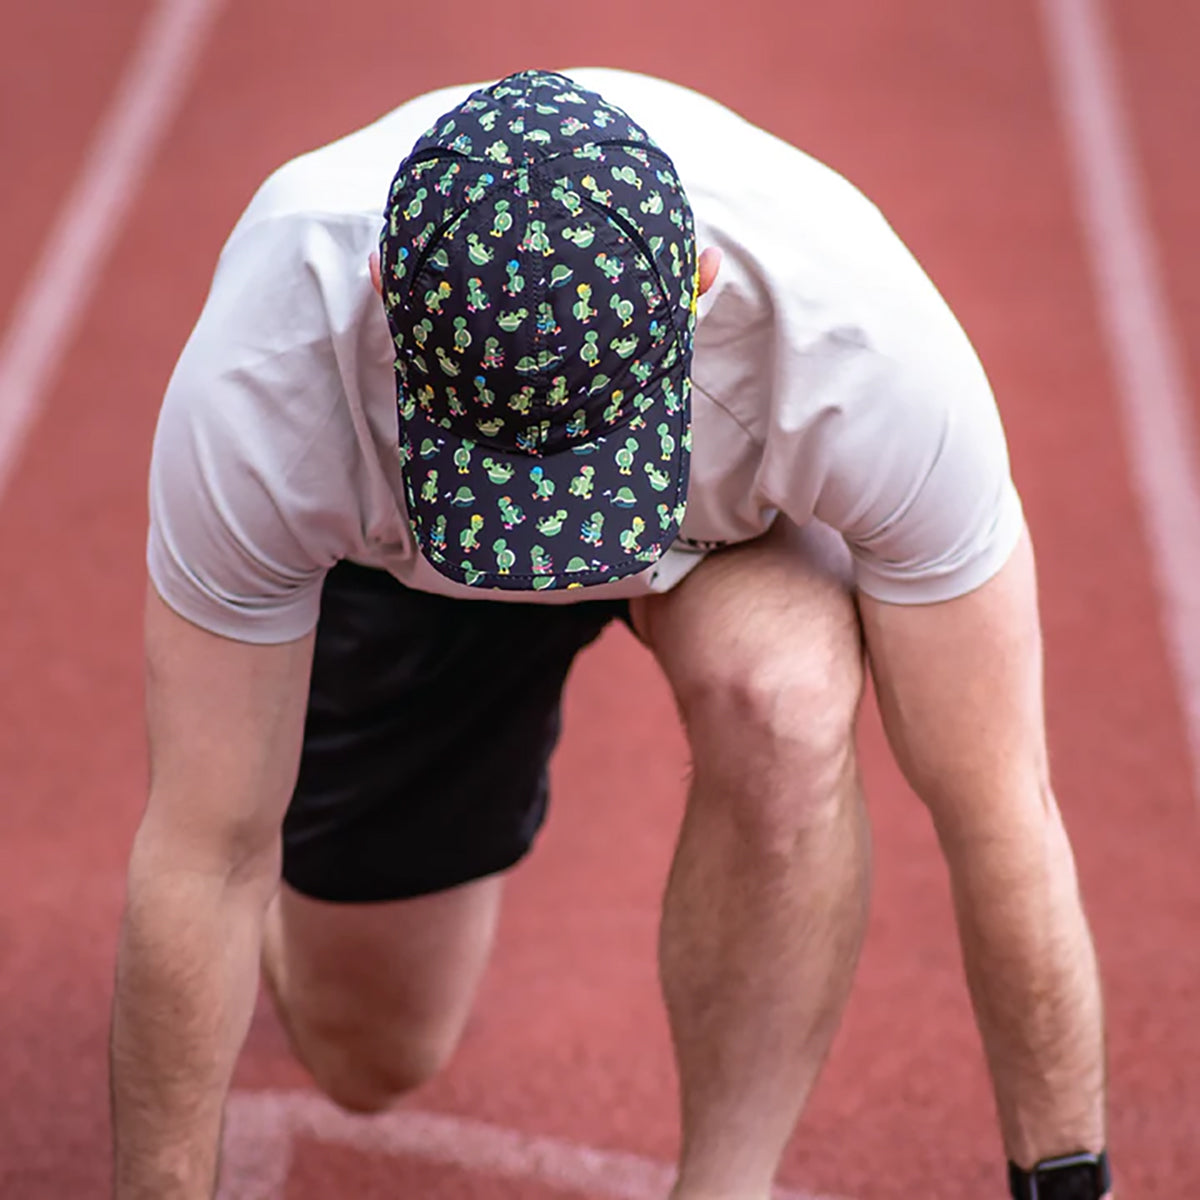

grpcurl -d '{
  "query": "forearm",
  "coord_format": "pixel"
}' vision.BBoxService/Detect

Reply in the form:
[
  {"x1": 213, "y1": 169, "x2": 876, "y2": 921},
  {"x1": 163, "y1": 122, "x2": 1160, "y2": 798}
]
[
  {"x1": 111, "y1": 824, "x2": 277, "y2": 1199},
  {"x1": 937, "y1": 790, "x2": 1106, "y2": 1168}
]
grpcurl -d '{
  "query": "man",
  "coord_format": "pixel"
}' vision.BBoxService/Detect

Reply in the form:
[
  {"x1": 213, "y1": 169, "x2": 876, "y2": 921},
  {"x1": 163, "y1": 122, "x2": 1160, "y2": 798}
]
[{"x1": 111, "y1": 69, "x2": 1112, "y2": 1199}]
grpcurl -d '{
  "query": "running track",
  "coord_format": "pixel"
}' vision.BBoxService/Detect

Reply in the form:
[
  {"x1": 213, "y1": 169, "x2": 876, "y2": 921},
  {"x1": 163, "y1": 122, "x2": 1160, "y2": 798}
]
[{"x1": 1, "y1": 1, "x2": 1197, "y2": 1196}]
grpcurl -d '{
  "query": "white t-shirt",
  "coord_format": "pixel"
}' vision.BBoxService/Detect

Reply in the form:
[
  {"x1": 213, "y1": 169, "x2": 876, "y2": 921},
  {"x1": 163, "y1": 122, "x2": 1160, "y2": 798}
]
[{"x1": 148, "y1": 68, "x2": 1023, "y2": 644}]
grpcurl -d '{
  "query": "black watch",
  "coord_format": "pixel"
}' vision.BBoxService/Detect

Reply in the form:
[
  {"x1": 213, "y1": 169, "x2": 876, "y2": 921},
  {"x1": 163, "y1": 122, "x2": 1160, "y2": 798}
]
[{"x1": 1008, "y1": 1149, "x2": 1111, "y2": 1200}]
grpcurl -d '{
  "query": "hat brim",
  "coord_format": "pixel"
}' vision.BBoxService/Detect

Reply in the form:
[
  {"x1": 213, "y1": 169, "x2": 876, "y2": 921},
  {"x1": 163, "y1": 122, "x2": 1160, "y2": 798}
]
[{"x1": 399, "y1": 379, "x2": 690, "y2": 592}]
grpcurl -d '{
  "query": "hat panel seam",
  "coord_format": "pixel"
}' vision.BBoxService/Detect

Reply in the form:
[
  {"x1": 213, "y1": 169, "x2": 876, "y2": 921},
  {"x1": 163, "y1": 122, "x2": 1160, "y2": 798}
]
[
  {"x1": 525, "y1": 160, "x2": 552, "y2": 424},
  {"x1": 397, "y1": 206, "x2": 474, "y2": 306},
  {"x1": 403, "y1": 141, "x2": 678, "y2": 173},
  {"x1": 522, "y1": 213, "x2": 653, "y2": 433},
  {"x1": 511, "y1": 178, "x2": 541, "y2": 443},
  {"x1": 579, "y1": 195, "x2": 688, "y2": 352},
  {"x1": 538, "y1": 139, "x2": 677, "y2": 170},
  {"x1": 402, "y1": 146, "x2": 472, "y2": 169}
]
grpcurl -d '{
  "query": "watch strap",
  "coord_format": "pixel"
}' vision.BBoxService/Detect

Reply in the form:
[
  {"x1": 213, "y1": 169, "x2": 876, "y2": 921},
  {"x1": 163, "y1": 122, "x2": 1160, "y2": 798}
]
[{"x1": 1008, "y1": 1148, "x2": 1111, "y2": 1199}]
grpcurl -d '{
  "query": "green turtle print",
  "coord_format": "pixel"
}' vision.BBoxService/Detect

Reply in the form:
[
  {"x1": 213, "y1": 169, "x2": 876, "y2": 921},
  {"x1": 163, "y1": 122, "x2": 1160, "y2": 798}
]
[{"x1": 381, "y1": 69, "x2": 697, "y2": 590}]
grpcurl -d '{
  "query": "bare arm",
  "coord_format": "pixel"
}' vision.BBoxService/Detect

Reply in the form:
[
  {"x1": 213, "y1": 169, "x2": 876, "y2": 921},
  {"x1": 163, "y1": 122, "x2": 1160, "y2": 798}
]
[
  {"x1": 111, "y1": 585, "x2": 315, "y2": 1199},
  {"x1": 858, "y1": 527, "x2": 1108, "y2": 1178}
]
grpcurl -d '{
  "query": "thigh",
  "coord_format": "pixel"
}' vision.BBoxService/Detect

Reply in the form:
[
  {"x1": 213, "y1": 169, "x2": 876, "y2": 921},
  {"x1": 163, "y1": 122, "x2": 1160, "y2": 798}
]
[
  {"x1": 282, "y1": 560, "x2": 625, "y2": 903},
  {"x1": 631, "y1": 519, "x2": 861, "y2": 701},
  {"x1": 267, "y1": 873, "x2": 504, "y2": 1060},
  {"x1": 630, "y1": 520, "x2": 865, "y2": 814}
]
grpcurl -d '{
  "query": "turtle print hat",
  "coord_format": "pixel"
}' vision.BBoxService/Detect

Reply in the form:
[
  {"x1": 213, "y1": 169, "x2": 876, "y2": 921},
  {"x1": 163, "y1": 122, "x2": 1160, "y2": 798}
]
[{"x1": 380, "y1": 69, "x2": 698, "y2": 591}]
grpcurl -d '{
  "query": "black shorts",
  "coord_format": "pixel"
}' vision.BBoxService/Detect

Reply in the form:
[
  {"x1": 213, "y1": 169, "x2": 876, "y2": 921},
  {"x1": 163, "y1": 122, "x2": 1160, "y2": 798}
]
[{"x1": 281, "y1": 560, "x2": 629, "y2": 903}]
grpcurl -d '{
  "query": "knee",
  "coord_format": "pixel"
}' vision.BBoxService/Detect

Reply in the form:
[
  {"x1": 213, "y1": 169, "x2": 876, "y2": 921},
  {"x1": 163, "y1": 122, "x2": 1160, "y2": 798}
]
[
  {"x1": 285, "y1": 1009, "x2": 461, "y2": 1114},
  {"x1": 669, "y1": 610, "x2": 865, "y2": 806},
  {"x1": 689, "y1": 645, "x2": 861, "y2": 773}
]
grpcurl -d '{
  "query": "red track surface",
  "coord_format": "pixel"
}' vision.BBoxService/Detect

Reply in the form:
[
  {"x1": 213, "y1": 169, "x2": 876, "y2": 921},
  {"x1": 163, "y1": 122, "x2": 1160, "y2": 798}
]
[{"x1": 1, "y1": 1, "x2": 1197, "y2": 1196}]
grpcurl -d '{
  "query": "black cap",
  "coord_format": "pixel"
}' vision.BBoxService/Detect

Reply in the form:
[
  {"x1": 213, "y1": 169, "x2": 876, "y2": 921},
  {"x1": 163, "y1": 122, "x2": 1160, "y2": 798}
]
[{"x1": 380, "y1": 69, "x2": 698, "y2": 591}]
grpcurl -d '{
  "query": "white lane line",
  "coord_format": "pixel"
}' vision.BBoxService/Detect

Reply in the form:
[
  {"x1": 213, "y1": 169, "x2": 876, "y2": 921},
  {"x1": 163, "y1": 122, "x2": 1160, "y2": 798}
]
[
  {"x1": 220, "y1": 1089, "x2": 848, "y2": 1200},
  {"x1": 0, "y1": 0, "x2": 227, "y2": 501},
  {"x1": 1038, "y1": 0, "x2": 1200, "y2": 805}
]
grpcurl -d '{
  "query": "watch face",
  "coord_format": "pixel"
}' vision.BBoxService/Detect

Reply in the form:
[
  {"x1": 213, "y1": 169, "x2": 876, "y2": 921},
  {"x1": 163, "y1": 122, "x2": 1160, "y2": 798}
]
[{"x1": 1036, "y1": 1162, "x2": 1102, "y2": 1200}]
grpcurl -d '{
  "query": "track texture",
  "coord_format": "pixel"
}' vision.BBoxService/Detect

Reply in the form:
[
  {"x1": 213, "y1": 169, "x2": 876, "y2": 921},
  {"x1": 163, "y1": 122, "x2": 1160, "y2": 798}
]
[{"x1": 0, "y1": 0, "x2": 1196, "y2": 1195}]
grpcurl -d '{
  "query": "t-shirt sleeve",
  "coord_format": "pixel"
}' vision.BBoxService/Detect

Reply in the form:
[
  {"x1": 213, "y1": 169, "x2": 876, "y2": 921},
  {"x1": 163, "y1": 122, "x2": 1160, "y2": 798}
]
[
  {"x1": 762, "y1": 241, "x2": 1025, "y2": 605},
  {"x1": 147, "y1": 214, "x2": 365, "y2": 643}
]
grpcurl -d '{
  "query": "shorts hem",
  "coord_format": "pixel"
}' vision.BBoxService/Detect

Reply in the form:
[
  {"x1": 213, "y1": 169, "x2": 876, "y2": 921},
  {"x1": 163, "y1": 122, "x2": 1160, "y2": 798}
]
[{"x1": 280, "y1": 840, "x2": 533, "y2": 904}]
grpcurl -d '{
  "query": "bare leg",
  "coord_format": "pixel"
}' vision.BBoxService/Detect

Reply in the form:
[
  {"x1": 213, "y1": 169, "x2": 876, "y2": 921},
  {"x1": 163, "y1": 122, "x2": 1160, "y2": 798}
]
[
  {"x1": 632, "y1": 523, "x2": 871, "y2": 1199},
  {"x1": 261, "y1": 874, "x2": 503, "y2": 1112}
]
